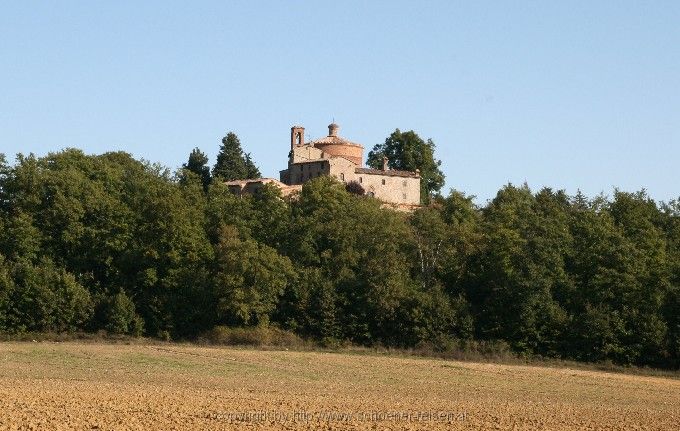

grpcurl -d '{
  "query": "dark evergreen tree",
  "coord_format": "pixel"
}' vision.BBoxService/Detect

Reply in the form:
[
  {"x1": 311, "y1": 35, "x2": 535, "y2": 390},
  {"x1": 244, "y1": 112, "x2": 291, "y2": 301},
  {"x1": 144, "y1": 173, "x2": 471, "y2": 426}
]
[
  {"x1": 212, "y1": 132, "x2": 261, "y2": 181},
  {"x1": 244, "y1": 153, "x2": 261, "y2": 179},
  {"x1": 183, "y1": 147, "x2": 211, "y2": 191}
]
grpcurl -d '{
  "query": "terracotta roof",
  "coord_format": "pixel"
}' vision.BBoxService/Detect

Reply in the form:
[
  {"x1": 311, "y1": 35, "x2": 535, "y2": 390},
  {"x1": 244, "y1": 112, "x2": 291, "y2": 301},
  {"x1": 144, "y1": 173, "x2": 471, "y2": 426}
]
[
  {"x1": 355, "y1": 167, "x2": 419, "y2": 178},
  {"x1": 310, "y1": 135, "x2": 363, "y2": 148},
  {"x1": 223, "y1": 178, "x2": 286, "y2": 187}
]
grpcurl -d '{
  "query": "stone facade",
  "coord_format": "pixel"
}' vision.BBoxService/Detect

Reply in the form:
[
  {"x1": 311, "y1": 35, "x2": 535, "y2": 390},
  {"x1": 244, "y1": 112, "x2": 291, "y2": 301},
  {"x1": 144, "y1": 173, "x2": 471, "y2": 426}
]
[
  {"x1": 280, "y1": 123, "x2": 421, "y2": 206},
  {"x1": 227, "y1": 123, "x2": 421, "y2": 207},
  {"x1": 224, "y1": 178, "x2": 301, "y2": 197}
]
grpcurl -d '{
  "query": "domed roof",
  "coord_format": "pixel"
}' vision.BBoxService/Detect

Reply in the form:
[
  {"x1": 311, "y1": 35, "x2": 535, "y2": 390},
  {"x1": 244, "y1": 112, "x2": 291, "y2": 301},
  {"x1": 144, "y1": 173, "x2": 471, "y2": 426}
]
[{"x1": 310, "y1": 123, "x2": 363, "y2": 148}]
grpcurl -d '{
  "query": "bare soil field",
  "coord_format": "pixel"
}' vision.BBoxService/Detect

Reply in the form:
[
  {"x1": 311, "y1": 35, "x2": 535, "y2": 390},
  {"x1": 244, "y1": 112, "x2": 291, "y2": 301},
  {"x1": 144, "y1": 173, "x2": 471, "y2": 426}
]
[{"x1": 0, "y1": 342, "x2": 677, "y2": 430}]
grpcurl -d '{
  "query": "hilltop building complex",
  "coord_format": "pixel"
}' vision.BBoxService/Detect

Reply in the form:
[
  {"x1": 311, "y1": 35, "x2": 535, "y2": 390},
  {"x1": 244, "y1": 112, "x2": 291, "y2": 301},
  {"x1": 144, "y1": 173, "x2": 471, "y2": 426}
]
[{"x1": 225, "y1": 123, "x2": 421, "y2": 207}]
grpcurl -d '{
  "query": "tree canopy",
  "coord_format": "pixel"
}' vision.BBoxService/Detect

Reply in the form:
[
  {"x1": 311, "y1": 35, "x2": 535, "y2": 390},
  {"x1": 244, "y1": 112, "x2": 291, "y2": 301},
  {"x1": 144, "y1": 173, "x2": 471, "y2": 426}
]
[
  {"x1": 366, "y1": 129, "x2": 445, "y2": 203},
  {"x1": 0, "y1": 148, "x2": 678, "y2": 370}
]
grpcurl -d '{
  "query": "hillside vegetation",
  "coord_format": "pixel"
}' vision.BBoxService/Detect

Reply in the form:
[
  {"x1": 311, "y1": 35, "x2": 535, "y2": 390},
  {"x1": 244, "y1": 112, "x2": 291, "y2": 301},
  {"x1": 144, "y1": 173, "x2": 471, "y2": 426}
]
[{"x1": 0, "y1": 149, "x2": 679, "y2": 369}]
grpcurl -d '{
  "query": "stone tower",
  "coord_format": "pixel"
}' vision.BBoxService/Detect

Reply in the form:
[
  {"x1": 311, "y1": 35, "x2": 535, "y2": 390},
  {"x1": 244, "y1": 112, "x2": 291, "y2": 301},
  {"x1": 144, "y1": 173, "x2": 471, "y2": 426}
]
[{"x1": 291, "y1": 126, "x2": 305, "y2": 150}]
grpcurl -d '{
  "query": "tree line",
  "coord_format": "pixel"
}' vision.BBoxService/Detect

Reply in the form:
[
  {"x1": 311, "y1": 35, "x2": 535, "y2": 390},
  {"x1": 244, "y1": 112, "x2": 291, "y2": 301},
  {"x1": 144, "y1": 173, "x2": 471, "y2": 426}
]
[{"x1": 0, "y1": 130, "x2": 678, "y2": 370}]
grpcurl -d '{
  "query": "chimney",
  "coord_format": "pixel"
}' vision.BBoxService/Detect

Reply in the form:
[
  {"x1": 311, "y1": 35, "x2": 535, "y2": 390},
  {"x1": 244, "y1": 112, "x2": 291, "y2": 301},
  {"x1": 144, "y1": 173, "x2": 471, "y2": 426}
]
[{"x1": 382, "y1": 156, "x2": 389, "y2": 171}]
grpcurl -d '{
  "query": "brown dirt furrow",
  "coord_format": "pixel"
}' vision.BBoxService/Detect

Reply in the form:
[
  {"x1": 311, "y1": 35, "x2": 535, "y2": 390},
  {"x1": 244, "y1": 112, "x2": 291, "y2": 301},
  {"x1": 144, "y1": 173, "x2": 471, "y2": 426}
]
[{"x1": 0, "y1": 342, "x2": 677, "y2": 430}]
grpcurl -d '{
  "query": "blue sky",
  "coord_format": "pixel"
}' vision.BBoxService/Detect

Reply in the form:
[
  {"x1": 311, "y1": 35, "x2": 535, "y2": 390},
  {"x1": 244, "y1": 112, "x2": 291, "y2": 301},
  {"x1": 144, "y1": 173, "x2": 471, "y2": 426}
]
[{"x1": 1, "y1": 1, "x2": 678, "y2": 203}]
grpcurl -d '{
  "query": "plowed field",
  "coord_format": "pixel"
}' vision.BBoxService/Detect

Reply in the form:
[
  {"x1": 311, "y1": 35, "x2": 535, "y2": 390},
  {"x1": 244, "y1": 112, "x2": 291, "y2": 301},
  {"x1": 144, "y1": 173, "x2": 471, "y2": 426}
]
[{"x1": 0, "y1": 342, "x2": 677, "y2": 430}]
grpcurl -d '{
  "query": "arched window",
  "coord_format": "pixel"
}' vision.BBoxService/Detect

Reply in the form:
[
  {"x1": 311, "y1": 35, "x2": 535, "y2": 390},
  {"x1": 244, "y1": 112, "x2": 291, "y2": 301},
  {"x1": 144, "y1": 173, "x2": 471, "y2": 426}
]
[{"x1": 295, "y1": 132, "x2": 301, "y2": 146}]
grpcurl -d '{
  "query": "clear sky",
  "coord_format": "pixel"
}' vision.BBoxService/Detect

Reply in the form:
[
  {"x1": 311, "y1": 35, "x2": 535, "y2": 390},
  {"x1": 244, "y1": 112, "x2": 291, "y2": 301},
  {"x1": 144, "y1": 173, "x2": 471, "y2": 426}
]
[{"x1": 1, "y1": 1, "x2": 678, "y2": 204}]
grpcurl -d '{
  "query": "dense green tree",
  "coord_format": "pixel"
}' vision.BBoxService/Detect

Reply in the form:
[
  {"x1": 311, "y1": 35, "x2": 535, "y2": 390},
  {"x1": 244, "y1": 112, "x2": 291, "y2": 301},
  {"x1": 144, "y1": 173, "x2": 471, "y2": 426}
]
[
  {"x1": 606, "y1": 191, "x2": 669, "y2": 365},
  {"x1": 244, "y1": 153, "x2": 261, "y2": 179},
  {"x1": 289, "y1": 177, "x2": 419, "y2": 344},
  {"x1": 366, "y1": 129, "x2": 445, "y2": 203},
  {"x1": 0, "y1": 153, "x2": 9, "y2": 210},
  {"x1": 1, "y1": 259, "x2": 92, "y2": 333},
  {"x1": 205, "y1": 182, "x2": 258, "y2": 242},
  {"x1": 410, "y1": 207, "x2": 449, "y2": 288},
  {"x1": 182, "y1": 147, "x2": 211, "y2": 191},
  {"x1": 661, "y1": 199, "x2": 680, "y2": 367},
  {"x1": 0, "y1": 255, "x2": 12, "y2": 331},
  {"x1": 249, "y1": 184, "x2": 291, "y2": 251},
  {"x1": 437, "y1": 190, "x2": 483, "y2": 299},
  {"x1": 562, "y1": 191, "x2": 670, "y2": 365},
  {"x1": 466, "y1": 185, "x2": 569, "y2": 356},
  {"x1": 212, "y1": 132, "x2": 260, "y2": 181},
  {"x1": 0, "y1": 150, "x2": 213, "y2": 337},
  {"x1": 213, "y1": 225, "x2": 295, "y2": 326}
]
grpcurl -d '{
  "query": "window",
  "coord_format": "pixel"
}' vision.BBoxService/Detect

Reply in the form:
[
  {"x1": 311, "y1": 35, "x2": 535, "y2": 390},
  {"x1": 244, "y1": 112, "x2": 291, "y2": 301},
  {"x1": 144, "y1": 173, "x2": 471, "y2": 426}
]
[
  {"x1": 403, "y1": 193, "x2": 407, "y2": 200},
  {"x1": 295, "y1": 132, "x2": 301, "y2": 146},
  {"x1": 382, "y1": 179, "x2": 386, "y2": 185},
  {"x1": 402, "y1": 180, "x2": 407, "y2": 187},
  {"x1": 359, "y1": 177, "x2": 363, "y2": 183},
  {"x1": 340, "y1": 173, "x2": 345, "y2": 181}
]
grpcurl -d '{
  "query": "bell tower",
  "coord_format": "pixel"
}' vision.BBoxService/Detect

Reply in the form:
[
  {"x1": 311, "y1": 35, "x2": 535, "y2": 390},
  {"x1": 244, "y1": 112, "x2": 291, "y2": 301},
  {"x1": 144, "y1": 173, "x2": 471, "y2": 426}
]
[{"x1": 291, "y1": 126, "x2": 305, "y2": 150}]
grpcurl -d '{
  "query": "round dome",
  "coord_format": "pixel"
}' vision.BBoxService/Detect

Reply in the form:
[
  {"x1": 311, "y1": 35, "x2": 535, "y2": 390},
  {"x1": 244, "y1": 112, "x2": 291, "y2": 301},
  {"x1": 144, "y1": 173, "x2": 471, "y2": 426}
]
[{"x1": 312, "y1": 123, "x2": 364, "y2": 165}]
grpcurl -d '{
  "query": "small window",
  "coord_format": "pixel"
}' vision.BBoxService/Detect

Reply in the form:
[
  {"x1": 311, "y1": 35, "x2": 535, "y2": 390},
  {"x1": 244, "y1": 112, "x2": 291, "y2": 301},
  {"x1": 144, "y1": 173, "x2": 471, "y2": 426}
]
[
  {"x1": 402, "y1": 180, "x2": 407, "y2": 187},
  {"x1": 340, "y1": 173, "x2": 345, "y2": 181},
  {"x1": 382, "y1": 179, "x2": 386, "y2": 185},
  {"x1": 403, "y1": 193, "x2": 407, "y2": 200},
  {"x1": 359, "y1": 177, "x2": 362, "y2": 183}
]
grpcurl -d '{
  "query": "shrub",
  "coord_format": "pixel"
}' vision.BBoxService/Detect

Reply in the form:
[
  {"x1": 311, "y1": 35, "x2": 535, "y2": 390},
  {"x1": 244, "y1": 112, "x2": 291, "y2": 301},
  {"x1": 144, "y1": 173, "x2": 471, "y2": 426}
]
[
  {"x1": 105, "y1": 292, "x2": 144, "y2": 336},
  {"x1": 1, "y1": 260, "x2": 93, "y2": 333},
  {"x1": 201, "y1": 325, "x2": 304, "y2": 347},
  {"x1": 345, "y1": 180, "x2": 365, "y2": 196}
]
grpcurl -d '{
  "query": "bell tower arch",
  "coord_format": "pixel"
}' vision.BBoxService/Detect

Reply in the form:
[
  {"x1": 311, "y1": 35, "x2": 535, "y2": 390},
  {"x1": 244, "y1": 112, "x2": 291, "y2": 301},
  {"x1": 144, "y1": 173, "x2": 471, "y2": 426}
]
[{"x1": 291, "y1": 126, "x2": 305, "y2": 150}]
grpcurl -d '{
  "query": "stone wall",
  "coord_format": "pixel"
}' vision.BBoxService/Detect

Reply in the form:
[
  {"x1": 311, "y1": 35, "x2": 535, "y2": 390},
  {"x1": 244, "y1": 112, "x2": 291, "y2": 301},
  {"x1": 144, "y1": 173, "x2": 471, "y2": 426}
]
[
  {"x1": 282, "y1": 159, "x2": 330, "y2": 185},
  {"x1": 291, "y1": 145, "x2": 324, "y2": 163},
  {"x1": 328, "y1": 159, "x2": 420, "y2": 205}
]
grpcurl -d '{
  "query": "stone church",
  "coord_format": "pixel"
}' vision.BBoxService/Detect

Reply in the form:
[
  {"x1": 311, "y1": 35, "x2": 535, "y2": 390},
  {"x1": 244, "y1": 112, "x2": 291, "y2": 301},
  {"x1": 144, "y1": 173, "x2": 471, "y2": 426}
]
[{"x1": 225, "y1": 123, "x2": 421, "y2": 207}]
